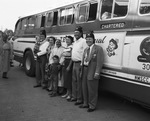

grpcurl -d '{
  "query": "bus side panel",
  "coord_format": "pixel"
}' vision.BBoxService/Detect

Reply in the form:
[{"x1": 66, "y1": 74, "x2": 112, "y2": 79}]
[
  {"x1": 13, "y1": 37, "x2": 36, "y2": 63},
  {"x1": 95, "y1": 32, "x2": 126, "y2": 68},
  {"x1": 100, "y1": 76, "x2": 150, "y2": 107}
]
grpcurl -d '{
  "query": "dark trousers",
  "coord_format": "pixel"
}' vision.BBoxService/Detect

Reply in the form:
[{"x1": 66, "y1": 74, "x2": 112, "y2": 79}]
[
  {"x1": 82, "y1": 66, "x2": 99, "y2": 109},
  {"x1": 2, "y1": 72, "x2": 7, "y2": 77},
  {"x1": 72, "y1": 62, "x2": 82, "y2": 102},
  {"x1": 35, "y1": 55, "x2": 47, "y2": 86},
  {"x1": 51, "y1": 75, "x2": 58, "y2": 93}
]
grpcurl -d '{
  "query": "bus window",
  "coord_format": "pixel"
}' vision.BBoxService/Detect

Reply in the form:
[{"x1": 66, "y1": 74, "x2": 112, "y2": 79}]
[
  {"x1": 21, "y1": 18, "x2": 27, "y2": 30},
  {"x1": 60, "y1": 9, "x2": 66, "y2": 25},
  {"x1": 101, "y1": 0, "x2": 113, "y2": 20},
  {"x1": 100, "y1": 0, "x2": 129, "y2": 20},
  {"x1": 16, "y1": 20, "x2": 21, "y2": 31},
  {"x1": 36, "y1": 15, "x2": 42, "y2": 28},
  {"x1": 78, "y1": 3, "x2": 89, "y2": 23},
  {"x1": 88, "y1": 2, "x2": 98, "y2": 21},
  {"x1": 28, "y1": 16, "x2": 36, "y2": 29},
  {"x1": 41, "y1": 15, "x2": 45, "y2": 27},
  {"x1": 52, "y1": 11, "x2": 58, "y2": 26},
  {"x1": 46, "y1": 12, "x2": 53, "y2": 26},
  {"x1": 139, "y1": 0, "x2": 150, "y2": 14},
  {"x1": 113, "y1": 0, "x2": 129, "y2": 18},
  {"x1": 66, "y1": 7, "x2": 74, "y2": 24}
]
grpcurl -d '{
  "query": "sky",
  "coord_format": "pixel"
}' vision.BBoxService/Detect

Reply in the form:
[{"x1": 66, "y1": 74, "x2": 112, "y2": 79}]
[{"x1": 0, "y1": 0, "x2": 82, "y2": 31}]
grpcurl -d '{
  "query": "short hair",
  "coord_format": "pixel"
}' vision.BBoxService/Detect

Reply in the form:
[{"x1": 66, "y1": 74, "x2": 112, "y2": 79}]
[
  {"x1": 49, "y1": 36, "x2": 56, "y2": 44},
  {"x1": 86, "y1": 31, "x2": 95, "y2": 43},
  {"x1": 66, "y1": 36, "x2": 74, "y2": 43},
  {"x1": 53, "y1": 55, "x2": 59, "y2": 60},
  {"x1": 3, "y1": 32, "x2": 8, "y2": 42},
  {"x1": 40, "y1": 29, "x2": 46, "y2": 38}
]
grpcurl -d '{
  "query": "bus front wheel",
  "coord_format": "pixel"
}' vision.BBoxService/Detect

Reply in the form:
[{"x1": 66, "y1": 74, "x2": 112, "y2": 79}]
[{"x1": 24, "y1": 51, "x2": 35, "y2": 77}]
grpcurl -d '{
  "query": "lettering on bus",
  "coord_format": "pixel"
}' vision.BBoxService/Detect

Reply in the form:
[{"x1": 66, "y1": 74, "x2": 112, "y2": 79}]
[
  {"x1": 142, "y1": 63, "x2": 150, "y2": 71},
  {"x1": 135, "y1": 75, "x2": 150, "y2": 84},
  {"x1": 101, "y1": 22, "x2": 125, "y2": 29},
  {"x1": 95, "y1": 36, "x2": 106, "y2": 43}
]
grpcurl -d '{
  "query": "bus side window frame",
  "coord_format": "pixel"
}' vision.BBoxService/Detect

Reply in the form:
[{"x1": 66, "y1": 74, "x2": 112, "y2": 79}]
[
  {"x1": 100, "y1": 0, "x2": 129, "y2": 21},
  {"x1": 139, "y1": 0, "x2": 150, "y2": 16},
  {"x1": 41, "y1": 15, "x2": 46, "y2": 28},
  {"x1": 59, "y1": 8, "x2": 66, "y2": 26},
  {"x1": 28, "y1": 16, "x2": 36, "y2": 29},
  {"x1": 45, "y1": 11, "x2": 53, "y2": 27},
  {"x1": 65, "y1": 6, "x2": 74, "y2": 25},
  {"x1": 35, "y1": 15, "x2": 42, "y2": 28},
  {"x1": 16, "y1": 19, "x2": 22, "y2": 31},
  {"x1": 59, "y1": 6, "x2": 74, "y2": 26},
  {"x1": 87, "y1": 1, "x2": 98, "y2": 22},
  {"x1": 52, "y1": 10, "x2": 58, "y2": 26},
  {"x1": 21, "y1": 17, "x2": 28, "y2": 30},
  {"x1": 76, "y1": 2, "x2": 90, "y2": 23}
]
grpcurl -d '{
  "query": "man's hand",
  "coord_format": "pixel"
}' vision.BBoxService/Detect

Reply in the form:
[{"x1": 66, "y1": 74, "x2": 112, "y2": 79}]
[{"x1": 94, "y1": 73, "x2": 100, "y2": 80}]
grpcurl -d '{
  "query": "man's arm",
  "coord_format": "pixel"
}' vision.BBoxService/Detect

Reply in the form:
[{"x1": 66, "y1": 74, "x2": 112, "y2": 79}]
[{"x1": 94, "y1": 46, "x2": 104, "y2": 79}]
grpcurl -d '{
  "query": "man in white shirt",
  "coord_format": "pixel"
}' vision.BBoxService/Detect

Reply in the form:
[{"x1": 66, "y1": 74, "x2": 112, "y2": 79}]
[
  {"x1": 34, "y1": 29, "x2": 49, "y2": 88},
  {"x1": 71, "y1": 26, "x2": 88, "y2": 105}
]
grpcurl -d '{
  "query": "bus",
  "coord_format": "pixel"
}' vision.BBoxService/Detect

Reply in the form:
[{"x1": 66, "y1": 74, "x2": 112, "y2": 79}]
[{"x1": 13, "y1": 0, "x2": 150, "y2": 107}]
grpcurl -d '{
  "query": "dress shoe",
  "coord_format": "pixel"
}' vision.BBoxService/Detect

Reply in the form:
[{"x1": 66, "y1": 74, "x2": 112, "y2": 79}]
[
  {"x1": 70, "y1": 98, "x2": 77, "y2": 102},
  {"x1": 61, "y1": 93, "x2": 68, "y2": 98},
  {"x1": 74, "y1": 101, "x2": 83, "y2": 105},
  {"x1": 42, "y1": 86, "x2": 47, "y2": 89},
  {"x1": 46, "y1": 89, "x2": 52, "y2": 92},
  {"x1": 2, "y1": 76, "x2": 8, "y2": 79},
  {"x1": 50, "y1": 93, "x2": 58, "y2": 97},
  {"x1": 87, "y1": 108, "x2": 95, "y2": 112},
  {"x1": 79, "y1": 105, "x2": 89, "y2": 108},
  {"x1": 33, "y1": 84, "x2": 41, "y2": 88}
]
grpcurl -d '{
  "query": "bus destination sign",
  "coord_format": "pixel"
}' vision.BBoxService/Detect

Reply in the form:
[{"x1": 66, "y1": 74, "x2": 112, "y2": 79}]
[{"x1": 101, "y1": 22, "x2": 125, "y2": 29}]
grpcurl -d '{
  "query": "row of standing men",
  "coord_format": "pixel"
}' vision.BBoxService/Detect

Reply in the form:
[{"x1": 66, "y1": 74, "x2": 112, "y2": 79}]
[{"x1": 33, "y1": 26, "x2": 104, "y2": 112}]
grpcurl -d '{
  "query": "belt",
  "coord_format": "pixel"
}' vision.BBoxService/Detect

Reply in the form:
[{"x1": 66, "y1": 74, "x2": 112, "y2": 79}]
[{"x1": 73, "y1": 61, "x2": 81, "y2": 63}]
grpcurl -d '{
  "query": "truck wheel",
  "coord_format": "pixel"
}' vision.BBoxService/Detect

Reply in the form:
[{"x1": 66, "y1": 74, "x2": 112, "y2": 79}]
[{"x1": 24, "y1": 51, "x2": 35, "y2": 77}]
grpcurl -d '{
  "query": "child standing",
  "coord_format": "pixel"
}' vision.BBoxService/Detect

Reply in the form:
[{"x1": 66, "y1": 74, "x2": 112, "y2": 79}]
[{"x1": 48, "y1": 55, "x2": 61, "y2": 97}]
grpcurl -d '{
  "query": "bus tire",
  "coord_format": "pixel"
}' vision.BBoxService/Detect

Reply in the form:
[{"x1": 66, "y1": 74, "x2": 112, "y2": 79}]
[{"x1": 24, "y1": 51, "x2": 35, "y2": 77}]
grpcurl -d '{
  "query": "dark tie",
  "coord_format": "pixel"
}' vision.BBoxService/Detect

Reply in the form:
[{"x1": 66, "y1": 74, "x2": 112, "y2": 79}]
[{"x1": 85, "y1": 47, "x2": 90, "y2": 62}]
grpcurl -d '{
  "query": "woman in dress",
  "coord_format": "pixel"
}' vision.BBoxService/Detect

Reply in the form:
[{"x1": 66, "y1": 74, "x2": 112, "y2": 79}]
[
  {"x1": 44, "y1": 36, "x2": 56, "y2": 90},
  {"x1": 1, "y1": 33, "x2": 11, "y2": 78},
  {"x1": 61, "y1": 36, "x2": 74, "y2": 100},
  {"x1": 0, "y1": 31, "x2": 4, "y2": 75}
]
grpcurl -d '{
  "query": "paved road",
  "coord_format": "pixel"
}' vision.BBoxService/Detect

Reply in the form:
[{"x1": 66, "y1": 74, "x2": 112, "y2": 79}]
[{"x1": 0, "y1": 61, "x2": 150, "y2": 121}]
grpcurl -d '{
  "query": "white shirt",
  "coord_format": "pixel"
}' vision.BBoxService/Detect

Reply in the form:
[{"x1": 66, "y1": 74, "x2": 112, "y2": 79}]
[
  {"x1": 49, "y1": 46, "x2": 65, "y2": 64},
  {"x1": 37, "y1": 41, "x2": 49, "y2": 56},
  {"x1": 72, "y1": 37, "x2": 87, "y2": 61},
  {"x1": 84, "y1": 44, "x2": 94, "y2": 66}
]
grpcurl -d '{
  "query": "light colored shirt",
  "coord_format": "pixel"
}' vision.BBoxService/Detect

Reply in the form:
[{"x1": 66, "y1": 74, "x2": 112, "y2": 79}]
[
  {"x1": 49, "y1": 46, "x2": 65, "y2": 65},
  {"x1": 37, "y1": 40, "x2": 49, "y2": 56},
  {"x1": 62, "y1": 45, "x2": 72, "y2": 59},
  {"x1": 84, "y1": 44, "x2": 94, "y2": 66},
  {"x1": 72, "y1": 37, "x2": 87, "y2": 61}
]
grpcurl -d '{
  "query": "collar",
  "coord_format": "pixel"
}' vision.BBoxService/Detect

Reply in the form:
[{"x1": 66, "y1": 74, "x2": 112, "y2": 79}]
[{"x1": 89, "y1": 44, "x2": 94, "y2": 50}]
